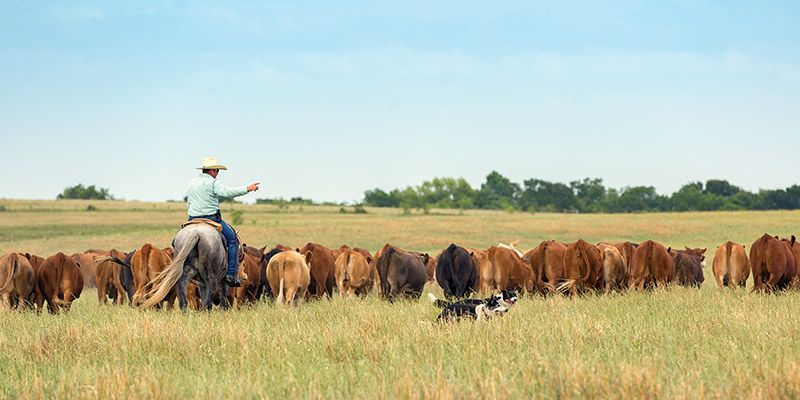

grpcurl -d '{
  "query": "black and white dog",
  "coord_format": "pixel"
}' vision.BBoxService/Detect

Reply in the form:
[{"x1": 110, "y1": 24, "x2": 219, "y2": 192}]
[
  {"x1": 428, "y1": 289, "x2": 517, "y2": 322},
  {"x1": 428, "y1": 289, "x2": 518, "y2": 309}
]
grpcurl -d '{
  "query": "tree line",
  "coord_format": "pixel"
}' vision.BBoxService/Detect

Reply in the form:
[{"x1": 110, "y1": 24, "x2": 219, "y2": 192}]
[{"x1": 362, "y1": 171, "x2": 800, "y2": 213}]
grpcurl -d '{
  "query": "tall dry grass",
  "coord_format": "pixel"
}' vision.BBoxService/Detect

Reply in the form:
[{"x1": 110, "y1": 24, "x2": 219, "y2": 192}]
[{"x1": 3, "y1": 200, "x2": 800, "y2": 398}]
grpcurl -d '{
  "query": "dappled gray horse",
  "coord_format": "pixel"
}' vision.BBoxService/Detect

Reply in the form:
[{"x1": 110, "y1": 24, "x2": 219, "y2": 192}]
[{"x1": 139, "y1": 224, "x2": 230, "y2": 310}]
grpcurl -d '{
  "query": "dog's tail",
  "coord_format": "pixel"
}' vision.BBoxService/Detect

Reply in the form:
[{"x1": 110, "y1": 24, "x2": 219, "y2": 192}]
[{"x1": 427, "y1": 292, "x2": 451, "y2": 308}]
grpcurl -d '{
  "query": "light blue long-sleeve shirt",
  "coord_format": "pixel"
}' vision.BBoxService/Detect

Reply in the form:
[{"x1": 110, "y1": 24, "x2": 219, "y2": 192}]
[{"x1": 186, "y1": 173, "x2": 248, "y2": 217}]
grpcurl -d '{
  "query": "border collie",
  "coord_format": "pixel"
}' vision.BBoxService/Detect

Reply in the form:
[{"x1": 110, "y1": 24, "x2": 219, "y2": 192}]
[{"x1": 428, "y1": 289, "x2": 518, "y2": 309}]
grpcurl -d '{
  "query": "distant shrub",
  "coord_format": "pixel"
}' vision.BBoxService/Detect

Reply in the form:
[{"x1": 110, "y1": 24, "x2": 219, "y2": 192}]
[
  {"x1": 353, "y1": 205, "x2": 367, "y2": 214},
  {"x1": 86, "y1": 205, "x2": 97, "y2": 211},
  {"x1": 339, "y1": 207, "x2": 348, "y2": 214},
  {"x1": 230, "y1": 210, "x2": 244, "y2": 225},
  {"x1": 58, "y1": 184, "x2": 114, "y2": 200},
  {"x1": 0, "y1": 205, "x2": 5, "y2": 212}
]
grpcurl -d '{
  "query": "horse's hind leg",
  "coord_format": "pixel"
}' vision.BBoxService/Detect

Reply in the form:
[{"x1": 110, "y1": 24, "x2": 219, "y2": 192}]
[
  {"x1": 201, "y1": 282, "x2": 216, "y2": 311},
  {"x1": 176, "y1": 276, "x2": 190, "y2": 311}
]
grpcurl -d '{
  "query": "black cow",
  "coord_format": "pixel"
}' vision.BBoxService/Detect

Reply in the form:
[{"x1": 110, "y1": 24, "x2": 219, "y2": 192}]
[
  {"x1": 673, "y1": 252, "x2": 704, "y2": 288},
  {"x1": 435, "y1": 243, "x2": 478, "y2": 298},
  {"x1": 376, "y1": 247, "x2": 428, "y2": 302}
]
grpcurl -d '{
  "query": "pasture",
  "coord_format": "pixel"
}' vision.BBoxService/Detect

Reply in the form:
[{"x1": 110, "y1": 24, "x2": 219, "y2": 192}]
[{"x1": 2, "y1": 199, "x2": 800, "y2": 398}]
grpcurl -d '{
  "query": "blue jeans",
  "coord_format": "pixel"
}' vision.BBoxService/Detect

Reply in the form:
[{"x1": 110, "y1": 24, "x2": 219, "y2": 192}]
[{"x1": 188, "y1": 212, "x2": 238, "y2": 277}]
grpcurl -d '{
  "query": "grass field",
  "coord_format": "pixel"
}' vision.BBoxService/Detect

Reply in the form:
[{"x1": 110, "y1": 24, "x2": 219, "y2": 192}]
[{"x1": 2, "y1": 199, "x2": 800, "y2": 399}]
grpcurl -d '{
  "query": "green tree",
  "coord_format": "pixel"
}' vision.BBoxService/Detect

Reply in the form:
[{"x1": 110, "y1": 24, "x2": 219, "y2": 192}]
[
  {"x1": 57, "y1": 184, "x2": 114, "y2": 200},
  {"x1": 476, "y1": 171, "x2": 521, "y2": 210}
]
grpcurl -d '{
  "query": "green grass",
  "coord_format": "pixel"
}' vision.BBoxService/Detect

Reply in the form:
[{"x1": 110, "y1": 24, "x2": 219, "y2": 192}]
[{"x1": 3, "y1": 200, "x2": 800, "y2": 398}]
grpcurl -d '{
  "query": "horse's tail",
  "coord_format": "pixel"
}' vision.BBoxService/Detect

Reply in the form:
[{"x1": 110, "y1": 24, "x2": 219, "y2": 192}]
[
  {"x1": 138, "y1": 232, "x2": 199, "y2": 309},
  {"x1": 276, "y1": 258, "x2": 286, "y2": 306},
  {"x1": 0, "y1": 254, "x2": 17, "y2": 292}
]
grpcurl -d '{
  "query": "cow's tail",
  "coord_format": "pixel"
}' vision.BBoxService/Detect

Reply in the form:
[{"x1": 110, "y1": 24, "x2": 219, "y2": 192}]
[
  {"x1": 379, "y1": 248, "x2": 397, "y2": 297},
  {"x1": 445, "y1": 245, "x2": 461, "y2": 296},
  {"x1": 138, "y1": 234, "x2": 198, "y2": 309},
  {"x1": 93, "y1": 255, "x2": 130, "y2": 268},
  {"x1": 538, "y1": 243, "x2": 549, "y2": 292},
  {"x1": 343, "y1": 252, "x2": 351, "y2": 285},
  {"x1": 723, "y1": 241, "x2": 732, "y2": 284},
  {"x1": 53, "y1": 255, "x2": 67, "y2": 306},
  {"x1": 577, "y1": 241, "x2": 593, "y2": 284},
  {"x1": 276, "y1": 258, "x2": 286, "y2": 306},
  {"x1": 0, "y1": 254, "x2": 17, "y2": 292}
]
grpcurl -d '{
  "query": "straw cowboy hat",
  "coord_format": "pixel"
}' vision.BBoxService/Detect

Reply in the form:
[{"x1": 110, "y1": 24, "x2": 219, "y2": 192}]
[{"x1": 196, "y1": 157, "x2": 228, "y2": 170}]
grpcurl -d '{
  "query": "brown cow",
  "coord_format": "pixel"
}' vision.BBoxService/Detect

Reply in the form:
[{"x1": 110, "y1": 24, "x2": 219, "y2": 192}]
[
  {"x1": 24, "y1": 253, "x2": 46, "y2": 307},
  {"x1": 130, "y1": 244, "x2": 176, "y2": 308},
  {"x1": 629, "y1": 240, "x2": 674, "y2": 290},
  {"x1": 237, "y1": 244, "x2": 263, "y2": 306},
  {"x1": 334, "y1": 250, "x2": 373, "y2": 298},
  {"x1": 750, "y1": 234, "x2": 797, "y2": 292},
  {"x1": 298, "y1": 243, "x2": 337, "y2": 299},
  {"x1": 712, "y1": 241, "x2": 749, "y2": 289},
  {"x1": 267, "y1": 250, "x2": 312, "y2": 306},
  {"x1": 0, "y1": 253, "x2": 36, "y2": 310},
  {"x1": 372, "y1": 244, "x2": 403, "y2": 294},
  {"x1": 527, "y1": 241, "x2": 567, "y2": 296},
  {"x1": 597, "y1": 243, "x2": 627, "y2": 293},
  {"x1": 780, "y1": 236, "x2": 800, "y2": 283},
  {"x1": 669, "y1": 247, "x2": 707, "y2": 268},
  {"x1": 375, "y1": 246, "x2": 428, "y2": 302},
  {"x1": 485, "y1": 246, "x2": 532, "y2": 295},
  {"x1": 36, "y1": 252, "x2": 84, "y2": 313},
  {"x1": 559, "y1": 239, "x2": 603, "y2": 296},
  {"x1": 93, "y1": 249, "x2": 128, "y2": 306}
]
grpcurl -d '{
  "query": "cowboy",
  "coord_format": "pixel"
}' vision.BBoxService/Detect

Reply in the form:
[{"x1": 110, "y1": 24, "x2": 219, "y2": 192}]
[{"x1": 187, "y1": 157, "x2": 260, "y2": 287}]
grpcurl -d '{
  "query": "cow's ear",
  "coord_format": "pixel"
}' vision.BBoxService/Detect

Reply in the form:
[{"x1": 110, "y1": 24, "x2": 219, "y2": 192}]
[
  {"x1": 296, "y1": 248, "x2": 300, "y2": 252},
  {"x1": 700, "y1": 248, "x2": 707, "y2": 254},
  {"x1": 666, "y1": 247, "x2": 671, "y2": 254},
  {"x1": 366, "y1": 256, "x2": 373, "y2": 265},
  {"x1": 685, "y1": 246, "x2": 691, "y2": 251},
  {"x1": 470, "y1": 252, "x2": 474, "y2": 257},
  {"x1": 304, "y1": 251, "x2": 314, "y2": 264}
]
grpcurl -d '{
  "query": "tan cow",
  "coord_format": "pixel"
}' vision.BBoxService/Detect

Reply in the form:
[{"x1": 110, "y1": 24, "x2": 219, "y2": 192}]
[
  {"x1": 37, "y1": 252, "x2": 84, "y2": 313},
  {"x1": 597, "y1": 243, "x2": 627, "y2": 293},
  {"x1": 71, "y1": 250, "x2": 104, "y2": 288},
  {"x1": 0, "y1": 253, "x2": 36, "y2": 310},
  {"x1": 614, "y1": 242, "x2": 636, "y2": 271},
  {"x1": 712, "y1": 241, "x2": 749, "y2": 289},
  {"x1": 130, "y1": 244, "x2": 176, "y2": 308},
  {"x1": 94, "y1": 249, "x2": 127, "y2": 305},
  {"x1": 334, "y1": 250, "x2": 373, "y2": 298},
  {"x1": 267, "y1": 250, "x2": 312, "y2": 307}
]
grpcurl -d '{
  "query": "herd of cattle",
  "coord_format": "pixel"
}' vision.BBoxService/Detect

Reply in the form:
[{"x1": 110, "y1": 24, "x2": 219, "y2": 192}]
[{"x1": 0, "y1": 232, "x2": 797, "y2": 313}]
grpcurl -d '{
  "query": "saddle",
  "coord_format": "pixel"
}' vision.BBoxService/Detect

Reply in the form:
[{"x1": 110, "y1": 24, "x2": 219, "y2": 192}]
[{"x1": 181, "y1": 218, "x2": 223, "y2": 232}]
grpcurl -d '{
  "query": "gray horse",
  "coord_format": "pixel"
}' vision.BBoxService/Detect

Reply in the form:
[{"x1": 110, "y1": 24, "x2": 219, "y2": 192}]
[{"x1": 139, "y1": 224, "x2": 231, "y2": 310}]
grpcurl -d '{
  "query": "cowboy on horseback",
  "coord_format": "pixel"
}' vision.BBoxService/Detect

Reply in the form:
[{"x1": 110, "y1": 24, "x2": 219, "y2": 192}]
[{"x1": 187, "y1": 157, "x2": 259, "y2": 287}]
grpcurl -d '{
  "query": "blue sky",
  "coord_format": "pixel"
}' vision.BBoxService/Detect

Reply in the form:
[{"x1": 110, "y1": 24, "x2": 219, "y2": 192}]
[{"x1": 2, "y1": 1, "x2": 799, "y2": 204}]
